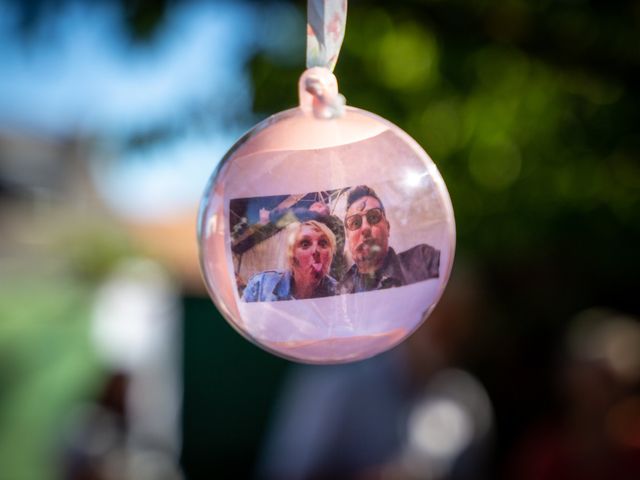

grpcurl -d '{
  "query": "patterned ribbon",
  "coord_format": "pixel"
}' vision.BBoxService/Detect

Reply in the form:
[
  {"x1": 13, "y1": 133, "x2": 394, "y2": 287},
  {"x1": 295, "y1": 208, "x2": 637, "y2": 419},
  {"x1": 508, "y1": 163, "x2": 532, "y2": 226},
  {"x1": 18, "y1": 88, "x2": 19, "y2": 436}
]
[{"x1": 306, "y1": 0, "x2": 347, "y2": 71}]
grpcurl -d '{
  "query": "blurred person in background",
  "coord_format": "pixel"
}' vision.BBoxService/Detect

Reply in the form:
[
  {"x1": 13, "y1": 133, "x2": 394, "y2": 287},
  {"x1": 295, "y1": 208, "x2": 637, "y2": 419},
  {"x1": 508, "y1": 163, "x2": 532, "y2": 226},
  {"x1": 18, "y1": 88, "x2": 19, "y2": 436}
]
[
  {"x1": 509, "y1": 309, "x2": 640, "y2": 480},
  {"x1": 60, "y1": 259, "x2": 184, "y2": 480},
  {"x1": 258, "y1": 264, "x2": 493, "y2": 480},
  {"x1": 60, "y1": 372, "x2": 130, "y2": 480}
]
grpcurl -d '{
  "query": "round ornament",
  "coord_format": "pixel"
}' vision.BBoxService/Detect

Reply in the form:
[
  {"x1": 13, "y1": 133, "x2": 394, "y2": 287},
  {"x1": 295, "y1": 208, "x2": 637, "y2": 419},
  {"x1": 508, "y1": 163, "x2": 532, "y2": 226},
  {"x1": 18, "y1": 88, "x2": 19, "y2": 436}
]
[{"x1": 197, "y1": 1, "x2": 455, "y2": 363}]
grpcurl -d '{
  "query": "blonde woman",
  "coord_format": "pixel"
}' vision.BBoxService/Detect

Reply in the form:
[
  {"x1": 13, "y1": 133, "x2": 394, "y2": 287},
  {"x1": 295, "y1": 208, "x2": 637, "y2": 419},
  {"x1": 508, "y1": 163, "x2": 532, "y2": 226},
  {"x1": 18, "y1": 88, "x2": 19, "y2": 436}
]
[{"x1": 242, "y1": 220, "x2": 338, "y2": 302}]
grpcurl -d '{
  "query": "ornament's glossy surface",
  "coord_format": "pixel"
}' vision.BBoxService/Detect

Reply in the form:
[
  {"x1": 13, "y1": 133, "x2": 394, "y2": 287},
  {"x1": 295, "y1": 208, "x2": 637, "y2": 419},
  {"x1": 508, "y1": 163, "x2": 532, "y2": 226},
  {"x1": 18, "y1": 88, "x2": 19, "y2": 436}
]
[{"x1": 198, "y1": 106, "x2": 455, "y2": 363}]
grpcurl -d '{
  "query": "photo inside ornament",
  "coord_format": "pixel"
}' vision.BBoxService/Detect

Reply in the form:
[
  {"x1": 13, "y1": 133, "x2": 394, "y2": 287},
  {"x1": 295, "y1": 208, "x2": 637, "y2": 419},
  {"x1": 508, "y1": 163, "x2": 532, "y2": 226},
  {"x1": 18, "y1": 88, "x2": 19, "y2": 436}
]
[{"x1": 198, "y1": 106, "x2": 455, "y2": 363}]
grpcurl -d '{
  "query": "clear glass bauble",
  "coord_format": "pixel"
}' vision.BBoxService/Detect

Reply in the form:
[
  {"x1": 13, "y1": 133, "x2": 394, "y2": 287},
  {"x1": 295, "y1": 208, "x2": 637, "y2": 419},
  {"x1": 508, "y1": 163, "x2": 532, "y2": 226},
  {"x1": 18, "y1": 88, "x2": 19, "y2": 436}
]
[{"x1": 198, "y1": 74, "x2": 455, "y2": 364}]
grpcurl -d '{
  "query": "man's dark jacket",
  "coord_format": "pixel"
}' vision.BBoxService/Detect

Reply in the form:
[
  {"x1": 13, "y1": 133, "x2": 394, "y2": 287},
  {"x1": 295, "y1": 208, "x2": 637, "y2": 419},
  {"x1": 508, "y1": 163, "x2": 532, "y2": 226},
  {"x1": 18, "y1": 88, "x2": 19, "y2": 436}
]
[{"x1": 340, "y1": 244, "x2": 440, "y2": 294}]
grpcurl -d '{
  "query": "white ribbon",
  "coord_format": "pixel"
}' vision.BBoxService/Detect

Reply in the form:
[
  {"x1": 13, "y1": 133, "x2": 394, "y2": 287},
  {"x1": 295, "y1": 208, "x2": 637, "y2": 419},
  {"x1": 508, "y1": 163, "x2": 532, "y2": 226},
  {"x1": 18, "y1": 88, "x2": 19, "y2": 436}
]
[{"x1": 306, "y1": 0, "x2": 347, "y2": 72}]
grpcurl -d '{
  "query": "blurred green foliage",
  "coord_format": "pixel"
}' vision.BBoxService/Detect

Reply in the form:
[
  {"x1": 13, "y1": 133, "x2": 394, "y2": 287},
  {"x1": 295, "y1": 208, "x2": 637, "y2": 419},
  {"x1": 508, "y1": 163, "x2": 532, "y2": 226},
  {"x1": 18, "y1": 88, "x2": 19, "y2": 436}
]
[
  {"x1": 0, "y1": 212, "x2": 132, "y2": 479},
  {"x1": 0, "y1": 278, "x2": 101, "y2": 480}
]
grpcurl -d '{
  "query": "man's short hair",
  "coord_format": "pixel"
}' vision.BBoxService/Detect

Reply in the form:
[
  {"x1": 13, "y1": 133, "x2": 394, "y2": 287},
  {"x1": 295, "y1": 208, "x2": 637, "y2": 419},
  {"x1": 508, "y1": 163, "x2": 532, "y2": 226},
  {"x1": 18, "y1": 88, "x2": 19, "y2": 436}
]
[{"x1": 345, "y1": 185, "x2": 385, "y2": 212}]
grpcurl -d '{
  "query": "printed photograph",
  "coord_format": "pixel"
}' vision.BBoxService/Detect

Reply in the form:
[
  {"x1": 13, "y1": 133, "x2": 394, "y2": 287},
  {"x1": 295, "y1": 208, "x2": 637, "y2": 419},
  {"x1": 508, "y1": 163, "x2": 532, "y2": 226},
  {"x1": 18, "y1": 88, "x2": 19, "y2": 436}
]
[{"x1": 230, "y1": 180, "x2": 447, "y2": 302}]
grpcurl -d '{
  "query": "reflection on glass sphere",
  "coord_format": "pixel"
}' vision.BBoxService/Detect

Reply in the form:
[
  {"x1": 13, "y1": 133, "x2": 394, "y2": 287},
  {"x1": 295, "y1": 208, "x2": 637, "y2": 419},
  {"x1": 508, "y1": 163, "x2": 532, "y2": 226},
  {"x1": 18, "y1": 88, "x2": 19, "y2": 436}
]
[{"x1": 198, "y1": 105, "x2": 455, "y2": 363}]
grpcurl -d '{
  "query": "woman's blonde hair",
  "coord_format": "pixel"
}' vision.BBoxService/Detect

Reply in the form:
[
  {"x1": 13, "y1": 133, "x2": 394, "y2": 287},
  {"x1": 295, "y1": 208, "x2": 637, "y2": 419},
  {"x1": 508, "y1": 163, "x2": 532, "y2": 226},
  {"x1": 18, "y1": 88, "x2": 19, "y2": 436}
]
[{"x1": 284, "y1": 220, "x2": 336, "y2": 268}]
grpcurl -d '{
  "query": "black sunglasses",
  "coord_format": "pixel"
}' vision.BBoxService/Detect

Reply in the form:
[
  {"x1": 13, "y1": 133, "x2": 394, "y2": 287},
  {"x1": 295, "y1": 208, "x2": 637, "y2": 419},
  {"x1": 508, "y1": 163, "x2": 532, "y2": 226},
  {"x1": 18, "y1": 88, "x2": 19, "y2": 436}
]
[{"x1": 345, "y1": 208, "x2": 384, "y2": 231}]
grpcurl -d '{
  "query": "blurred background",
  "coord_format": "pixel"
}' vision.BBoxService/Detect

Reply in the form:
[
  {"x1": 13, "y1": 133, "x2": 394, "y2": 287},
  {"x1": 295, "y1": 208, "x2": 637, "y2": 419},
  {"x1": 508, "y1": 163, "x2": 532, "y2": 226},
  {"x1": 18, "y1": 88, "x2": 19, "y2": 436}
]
[{"x1": 0, "y1": 0, "x2": 639, "y2": 479}]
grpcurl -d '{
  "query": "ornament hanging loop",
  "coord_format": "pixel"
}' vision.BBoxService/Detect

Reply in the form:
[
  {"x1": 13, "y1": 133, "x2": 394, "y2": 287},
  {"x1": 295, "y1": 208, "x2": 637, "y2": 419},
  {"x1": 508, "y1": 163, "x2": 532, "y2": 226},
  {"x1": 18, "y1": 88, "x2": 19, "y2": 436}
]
[
  {"x1": 303, "y1": 0, "x2": 348, "y2": 120},
  {"x1": 306, "y1": 0, "x2": 347, "y2": 72},
  {"x1": 299, "y1": 67, "x2": 346, "y2": 119}
]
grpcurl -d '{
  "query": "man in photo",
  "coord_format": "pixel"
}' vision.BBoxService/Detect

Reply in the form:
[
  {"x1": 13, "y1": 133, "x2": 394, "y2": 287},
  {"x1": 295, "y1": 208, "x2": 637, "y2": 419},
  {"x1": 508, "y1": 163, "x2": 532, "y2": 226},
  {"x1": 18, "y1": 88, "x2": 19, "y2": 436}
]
[{"x1": 340, "y1": 185, "x2": 440, "y2": 294}]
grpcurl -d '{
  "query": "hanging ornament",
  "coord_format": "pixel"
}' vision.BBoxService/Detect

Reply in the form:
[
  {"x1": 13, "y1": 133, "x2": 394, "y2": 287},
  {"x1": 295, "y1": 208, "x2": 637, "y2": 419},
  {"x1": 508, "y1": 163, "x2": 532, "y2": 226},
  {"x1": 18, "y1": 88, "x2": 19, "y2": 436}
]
[{"x1": 198, "y1": 0, "x2": 455, "y2": 363}]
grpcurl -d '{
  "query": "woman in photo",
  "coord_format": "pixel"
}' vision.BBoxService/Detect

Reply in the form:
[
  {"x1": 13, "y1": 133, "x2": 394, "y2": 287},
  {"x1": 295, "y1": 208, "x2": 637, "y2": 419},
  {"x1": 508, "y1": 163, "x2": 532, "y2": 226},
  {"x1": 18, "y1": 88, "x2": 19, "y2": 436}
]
[{"x1": 242, "y1": 220, "x2": 338, "y2": 302}]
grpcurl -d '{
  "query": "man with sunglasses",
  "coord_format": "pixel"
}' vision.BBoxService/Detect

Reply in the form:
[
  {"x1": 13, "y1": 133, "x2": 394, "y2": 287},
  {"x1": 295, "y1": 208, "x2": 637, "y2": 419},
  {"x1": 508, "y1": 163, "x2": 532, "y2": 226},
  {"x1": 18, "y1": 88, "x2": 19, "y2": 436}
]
[{"x1": 340, "y1": 185, "x2": 440, "y2": 293}]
